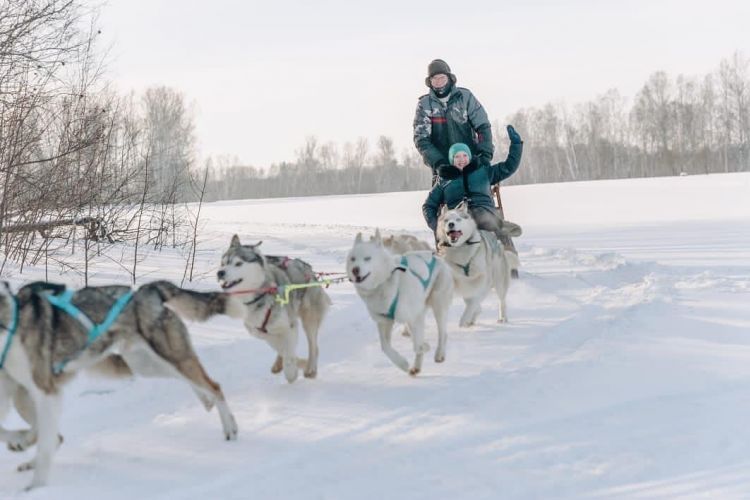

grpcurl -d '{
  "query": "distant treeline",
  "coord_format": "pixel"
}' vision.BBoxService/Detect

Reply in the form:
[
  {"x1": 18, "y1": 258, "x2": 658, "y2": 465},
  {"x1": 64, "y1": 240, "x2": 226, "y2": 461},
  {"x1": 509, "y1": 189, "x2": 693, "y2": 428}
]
[{"x1": 205, "y1": 52, "x2": 750, "y2": 200}]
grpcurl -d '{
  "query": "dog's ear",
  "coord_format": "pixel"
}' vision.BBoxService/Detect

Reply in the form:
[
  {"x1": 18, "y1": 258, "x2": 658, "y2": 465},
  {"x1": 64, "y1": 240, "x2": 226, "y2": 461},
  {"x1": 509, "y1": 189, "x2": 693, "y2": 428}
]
[
  {"x1": 355, "y1": 232, "x2": 363, "y2": 244},
  {"x1": 372, "y1": 228, "x2": 382, "y2": 245},
  {"x1": 439, "y1": 204, "x2": 448, "y2": 218},
  {"x1": 230, "y1": 234, "x2": 241, "y2": 248},
  {"x1": 249, "y1": 240, "x2": 263, "y2": 248},
  {"x1": 456, "y1": 200, "x2": 469, "y2": 214}
]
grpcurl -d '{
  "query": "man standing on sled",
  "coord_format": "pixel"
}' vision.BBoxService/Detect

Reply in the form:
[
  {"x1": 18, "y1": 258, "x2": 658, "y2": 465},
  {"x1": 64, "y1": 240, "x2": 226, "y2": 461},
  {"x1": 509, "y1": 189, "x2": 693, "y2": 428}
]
[
  {"x1": 413, "y1": 59, "x2": 522, "y2": 276},
  {"x1": 413, "y1": 59, "x2": 494, "y2": 185}
]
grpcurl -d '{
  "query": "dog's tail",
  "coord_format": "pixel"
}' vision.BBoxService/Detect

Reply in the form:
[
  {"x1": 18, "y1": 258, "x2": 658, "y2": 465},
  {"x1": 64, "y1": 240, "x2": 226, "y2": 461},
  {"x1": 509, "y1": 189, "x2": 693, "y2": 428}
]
[
  {"x1": 86, "y1": 354, "x2": 133, "y2": 378},
  {"x1": 141, "y1": 280, "x2": 245, "y2": 321},
  {"x1": 504, "y1": 250, "x2": 521, "y2": 273}
]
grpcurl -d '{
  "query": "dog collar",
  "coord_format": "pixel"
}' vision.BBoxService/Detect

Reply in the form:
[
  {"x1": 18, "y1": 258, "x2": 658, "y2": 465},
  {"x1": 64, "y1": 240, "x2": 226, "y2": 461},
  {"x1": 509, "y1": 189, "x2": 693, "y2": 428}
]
[
  {"x1": 0, "y1": 296, "x2": 19, "y2": 369},
  {"x1": 243, "y1": 291, "x2": 270, "y2": 308}
]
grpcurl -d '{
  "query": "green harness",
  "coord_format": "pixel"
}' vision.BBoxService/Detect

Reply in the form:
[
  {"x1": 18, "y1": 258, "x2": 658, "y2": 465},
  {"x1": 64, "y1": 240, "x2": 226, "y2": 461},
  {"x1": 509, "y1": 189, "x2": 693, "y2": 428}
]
[
  {"x1": 45, "y1": 289, "x2": 134, "y2": 375},
  {"x1": 382, "y1": 254, "x2": 438, "y2": 320},
  {"x1": 0, "y1": 297, "x2": 19, "y2": 369}
]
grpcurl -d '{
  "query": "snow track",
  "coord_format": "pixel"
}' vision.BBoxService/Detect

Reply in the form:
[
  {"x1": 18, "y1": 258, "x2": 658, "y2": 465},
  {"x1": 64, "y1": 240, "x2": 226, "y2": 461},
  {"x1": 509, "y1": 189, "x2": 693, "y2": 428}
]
[{"x1": 1, "y1": 173, "x2": 749, "y2": 498}]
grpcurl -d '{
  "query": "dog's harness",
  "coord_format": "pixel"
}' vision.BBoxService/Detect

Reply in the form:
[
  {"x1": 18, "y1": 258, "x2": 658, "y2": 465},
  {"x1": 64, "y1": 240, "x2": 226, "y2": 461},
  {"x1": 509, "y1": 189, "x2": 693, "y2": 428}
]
[
  {"x1": 0, "y1": 296, "x2": 19, "y2": 369},
  {"x1": 45, "y1": 289, "x2": 134, "y2": 374},
  {"x1": 381, "y1": 254, "x2": 438, "y2": 320},
  {"x1": 447, "y1": 236, "x2": 483, "y2": 277},
  {"x1": 228, "y1": 269, "x2": 348, "y2": 334},
  {"x1": 237, "y1": 285, "x2": 277, "y2": 334}
]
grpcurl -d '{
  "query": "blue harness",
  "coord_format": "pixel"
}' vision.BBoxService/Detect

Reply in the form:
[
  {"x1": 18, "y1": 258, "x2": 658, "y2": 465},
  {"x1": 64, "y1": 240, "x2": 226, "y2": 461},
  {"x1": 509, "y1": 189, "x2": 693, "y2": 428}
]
[
  {"x1": 382, "y1": 254, "x2": 438, "y2": 320},
  {"x1": 45, "y1": 289, "x2": 134, "y2": 375},
  {"x1": 0, "y1": 297, "x2": 19, "y2": 369}
]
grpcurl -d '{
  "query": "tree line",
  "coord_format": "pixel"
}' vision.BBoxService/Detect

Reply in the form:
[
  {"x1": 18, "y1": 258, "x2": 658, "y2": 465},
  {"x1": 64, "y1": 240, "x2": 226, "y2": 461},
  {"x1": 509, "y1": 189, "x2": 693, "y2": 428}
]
[
  {"x1": 205, "y1": 52, "x2": 750, "y2": 200},
  {"x1": 2, "y1": 1, "x2": 749, "y2": 279}
]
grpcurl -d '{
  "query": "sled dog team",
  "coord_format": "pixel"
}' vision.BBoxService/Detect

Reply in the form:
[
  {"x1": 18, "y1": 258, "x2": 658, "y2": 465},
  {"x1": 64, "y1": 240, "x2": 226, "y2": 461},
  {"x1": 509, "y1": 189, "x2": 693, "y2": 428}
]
[{"x1": 0, "y1": 203, "x2": 519, "y2": 490}]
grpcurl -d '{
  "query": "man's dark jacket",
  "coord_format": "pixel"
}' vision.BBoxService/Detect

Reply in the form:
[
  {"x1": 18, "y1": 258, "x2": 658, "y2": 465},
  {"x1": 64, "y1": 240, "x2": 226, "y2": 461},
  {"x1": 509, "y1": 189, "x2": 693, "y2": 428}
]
[{"x1": 413, "y1": 87, "x2": 494, "y2": 172}]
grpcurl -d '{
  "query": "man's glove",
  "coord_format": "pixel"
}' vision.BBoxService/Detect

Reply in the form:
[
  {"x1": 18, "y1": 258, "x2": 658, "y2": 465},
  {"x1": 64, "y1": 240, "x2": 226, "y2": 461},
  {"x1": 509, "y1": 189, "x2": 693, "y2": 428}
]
[
  {"x1": 507, "y1": 124, "x2": 523, "y2": 144},
  {"x1": 476, "y1": 153, "x2": 492, "y2": 168}
]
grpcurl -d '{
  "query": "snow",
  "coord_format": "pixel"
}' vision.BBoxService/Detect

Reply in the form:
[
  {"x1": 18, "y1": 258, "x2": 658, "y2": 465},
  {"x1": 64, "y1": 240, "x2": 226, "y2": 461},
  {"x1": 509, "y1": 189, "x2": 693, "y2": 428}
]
[{"x1": 2, "y1": 172, "x2": 750, "y2": 499}]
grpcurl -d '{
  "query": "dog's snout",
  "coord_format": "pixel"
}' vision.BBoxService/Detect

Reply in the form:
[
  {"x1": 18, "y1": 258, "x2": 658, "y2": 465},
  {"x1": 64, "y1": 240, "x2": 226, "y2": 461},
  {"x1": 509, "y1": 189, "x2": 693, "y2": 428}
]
[
  {"x1": 448, "y1": 221, "x2": 455, "y2": 229},
  {"x1": 351, "y1": 266, "x2": 360, "y2": 277},
  {"x1": 217, "y1": 269, "x2": 226, "y2": 280}
]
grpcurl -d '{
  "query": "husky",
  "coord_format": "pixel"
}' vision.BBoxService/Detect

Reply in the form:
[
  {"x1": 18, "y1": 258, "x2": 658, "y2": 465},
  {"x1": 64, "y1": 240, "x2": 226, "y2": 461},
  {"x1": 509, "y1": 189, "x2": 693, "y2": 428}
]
[
  {"x1": 346, "y1": 229, "x2": 454, "y2": 376},
  {"x1": 217, "y1": 235, "x2": 331, "y2": 383},
  {"x1": 382, "y1": 233, "x2": 432, "y2": 254},
  {"x1": 437, "y1": 201, "x2": 521, "y2": 325},
  {"x1": 0, "y1": 352, "x2": 132, "y2": 472},
  {"x1": 0, "y1": 280, "x2": 243, "y2": 490}
]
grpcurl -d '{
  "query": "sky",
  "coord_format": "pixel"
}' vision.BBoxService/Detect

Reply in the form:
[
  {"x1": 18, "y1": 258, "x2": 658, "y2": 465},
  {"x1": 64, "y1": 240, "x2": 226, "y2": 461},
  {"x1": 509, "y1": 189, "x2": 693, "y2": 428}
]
[{"x1": 92, "y1": 0, "x2": 750, "y2": 168}]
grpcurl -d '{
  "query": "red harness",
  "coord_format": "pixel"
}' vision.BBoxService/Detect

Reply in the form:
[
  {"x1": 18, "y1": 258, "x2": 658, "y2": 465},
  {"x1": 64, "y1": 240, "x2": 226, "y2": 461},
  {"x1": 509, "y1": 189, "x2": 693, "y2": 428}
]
[
  {"x1": 228, "y1": 288, "x2": 276, "y2": 335},
  {"x1": 257, "y1": 304, "x2": 273, "y2": 334},
  {"x1": 224, "y1": 262, "x2": 348, "y2": 334}
]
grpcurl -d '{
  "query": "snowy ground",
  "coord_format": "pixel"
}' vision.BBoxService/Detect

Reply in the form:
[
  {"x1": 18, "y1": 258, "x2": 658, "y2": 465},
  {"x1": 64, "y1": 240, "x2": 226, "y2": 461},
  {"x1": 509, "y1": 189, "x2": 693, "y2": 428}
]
[{"x1": 1, "y1": 172, "x2": 750, "y2": 499}]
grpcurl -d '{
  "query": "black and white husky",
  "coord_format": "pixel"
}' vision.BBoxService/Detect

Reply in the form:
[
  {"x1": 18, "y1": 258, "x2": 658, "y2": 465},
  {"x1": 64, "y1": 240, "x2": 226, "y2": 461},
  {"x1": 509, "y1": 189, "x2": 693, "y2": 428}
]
[
  {"x1": 346, "y1": 230, "x2": 454, "y2": 376},
  {"x1": 437, "y1": 202, "x2": 521, "y2": 325}
]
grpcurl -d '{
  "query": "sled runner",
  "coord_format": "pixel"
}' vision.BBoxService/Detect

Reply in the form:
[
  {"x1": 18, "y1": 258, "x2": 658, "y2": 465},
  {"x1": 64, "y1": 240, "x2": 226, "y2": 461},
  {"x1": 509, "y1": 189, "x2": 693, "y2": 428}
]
[{"x1": 492, "y1": 183, "x2": 520, "y2": 279}]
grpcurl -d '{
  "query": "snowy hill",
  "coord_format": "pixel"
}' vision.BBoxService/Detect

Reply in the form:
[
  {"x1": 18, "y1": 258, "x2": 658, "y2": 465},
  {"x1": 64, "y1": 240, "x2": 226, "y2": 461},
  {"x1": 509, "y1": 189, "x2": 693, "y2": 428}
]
[{"x1": 2, "y1": 172, "x2": 750, "y2": 499}]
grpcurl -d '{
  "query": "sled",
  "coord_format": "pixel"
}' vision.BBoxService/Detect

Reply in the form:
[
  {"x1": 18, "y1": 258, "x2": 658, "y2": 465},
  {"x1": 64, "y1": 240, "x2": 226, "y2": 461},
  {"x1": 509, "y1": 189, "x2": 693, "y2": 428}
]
[{"x1": 491, "y1": 183, "x2": 520, "y2": 278}]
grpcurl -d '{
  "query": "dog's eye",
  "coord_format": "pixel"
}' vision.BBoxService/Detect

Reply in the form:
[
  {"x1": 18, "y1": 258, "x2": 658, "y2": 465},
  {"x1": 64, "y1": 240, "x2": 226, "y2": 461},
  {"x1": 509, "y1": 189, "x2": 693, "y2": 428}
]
[
  {"x1": 349, "y1": 256, "x2": 355, "y2": 262},
  {"x1": 364, "y1": 256, "x2": 371, "y2": 262},
  {"x1": 234, "y1": 261, "x2": 242, "y2": 267}
]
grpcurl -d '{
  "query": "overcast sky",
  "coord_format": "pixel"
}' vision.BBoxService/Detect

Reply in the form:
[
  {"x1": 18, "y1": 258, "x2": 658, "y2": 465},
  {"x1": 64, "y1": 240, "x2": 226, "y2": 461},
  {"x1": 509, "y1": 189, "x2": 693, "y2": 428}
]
[{"x1": 94, "y1": 0, "x2": 750, "y2": 167}]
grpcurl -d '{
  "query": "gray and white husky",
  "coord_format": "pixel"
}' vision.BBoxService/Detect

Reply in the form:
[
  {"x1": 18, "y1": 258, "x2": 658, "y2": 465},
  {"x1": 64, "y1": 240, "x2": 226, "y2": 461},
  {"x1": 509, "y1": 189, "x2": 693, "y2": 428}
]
[
  {"x1": 346, "y1": 230, "x2": 454, "y2": 376},
  {"x1": 217, "y1": 235, "x2": 331, "y2": 383},
  {"x1": 381, "y1": 233, "x2": 432, "y2": 254},
  {"x1": 0, "y1": 280, "x2": 243, "y2": 490},
  {"x1": 437, "y1": 201, "x2": 521, "y2": 325}
]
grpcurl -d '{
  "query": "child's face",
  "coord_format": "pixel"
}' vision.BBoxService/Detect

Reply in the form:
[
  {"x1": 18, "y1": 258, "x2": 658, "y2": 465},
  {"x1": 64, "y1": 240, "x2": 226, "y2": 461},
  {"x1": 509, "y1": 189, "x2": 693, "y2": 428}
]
[{"x1": 452, "y1": 151, "x2": 470, "y2": 169}]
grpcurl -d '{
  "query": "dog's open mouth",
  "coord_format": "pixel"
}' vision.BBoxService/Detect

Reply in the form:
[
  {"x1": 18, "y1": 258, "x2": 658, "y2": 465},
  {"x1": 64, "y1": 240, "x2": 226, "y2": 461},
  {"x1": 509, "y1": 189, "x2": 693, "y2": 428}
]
[
  {"x1": 447, "y1": 230, "x2": 463, "y2": 243},
  {"x1": 220, "y1": 278, "x2": 243, "y2": 290},
  {"x1": 353, "y1": 273, "x2": 370, "y2": 284}
]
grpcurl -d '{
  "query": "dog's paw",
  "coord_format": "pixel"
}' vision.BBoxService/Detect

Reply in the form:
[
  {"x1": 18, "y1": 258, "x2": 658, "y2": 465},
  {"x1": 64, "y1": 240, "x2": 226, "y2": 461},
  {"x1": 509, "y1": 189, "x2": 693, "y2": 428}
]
[
  {"x1": 408, "y1": 367, "x2": 421, "y2": 376},
  {"x1": 400, "y1": 326, "x2": 411, "y2": 337},
  {"x1": 497, "y1": 317, "x2": 508, "y2": 324},
  {"x1": 270, "y1": 356, "x2": 283, "y2": 374},
  {"x1": 7, "y1": 430, "x2": 35, "y2": 452},
  {"x1": 24, "y1": 475, "x2": 47, "y2": 491},
  {"x1": 224, "y1": 417, "x2": 238, "y2": 442},
  {"x1": 303, "y1": 368, "x2": 317, "y2": 379},
  {"x1": 459, "y1": 318, "x2": 474, "y2": 328},
  {"x1": 284, "y1": 368, "x2": 299, "y2": 384},
  {"x1": 395, "y1": 359, "x2": 410, "y2": 373},
  {"x1": 17, "y1": 460, "x2": 34, "y2": 472},
  {"x1": 434, "y1": 352, "x2": 445, "y2": 363}
]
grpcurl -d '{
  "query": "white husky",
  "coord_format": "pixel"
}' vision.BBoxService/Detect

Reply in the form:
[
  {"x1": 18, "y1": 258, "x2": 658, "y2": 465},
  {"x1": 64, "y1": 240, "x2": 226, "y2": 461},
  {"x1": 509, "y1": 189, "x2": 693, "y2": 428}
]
[
  {"x1": 346, "y1": 230, "x2": 454, "y2": 376},
  {"x1": 437, "y1": 202, "x2": 521, "y2": 325}
]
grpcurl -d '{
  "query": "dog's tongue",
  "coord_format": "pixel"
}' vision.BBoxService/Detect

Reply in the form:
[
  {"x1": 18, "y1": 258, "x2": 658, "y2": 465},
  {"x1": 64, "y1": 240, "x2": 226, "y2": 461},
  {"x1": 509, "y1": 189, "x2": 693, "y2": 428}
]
[{"x1": 448, "y1": 230, "x2": 462, "y2": 242}]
